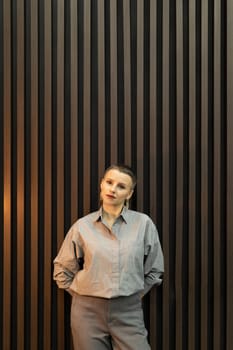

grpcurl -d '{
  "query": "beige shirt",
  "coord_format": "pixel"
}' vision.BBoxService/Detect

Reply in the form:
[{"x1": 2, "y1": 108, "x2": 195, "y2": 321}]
[{"x1": 53, "y1": 207, "x2": 164, "y2": 298}]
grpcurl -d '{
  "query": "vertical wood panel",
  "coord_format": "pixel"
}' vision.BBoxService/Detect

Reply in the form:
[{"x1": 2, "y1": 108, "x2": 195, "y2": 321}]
[
  {"x1": 110, "y1": 0, "x2": 117, "y2": 163},
  {"x1": 201, "y1": 2, "x2": 209, "y2": 349},
  {"x1": 149, "y1": 0, "x2": 157, "y2": 218},
  {"x1": 3, "y1": 0, "x2": 11, "y2": 349},
  {"x1": 44, "y1": 1, "x2": 52, "y2": 349},
  {"x1": 83, "y1": 0, "x2": 91, "y2": 214},
  {"x1": 227, "y1": 0, "x2": 233, "y2": 349},
  {"x1": 213, "y1": 1, "x2": 221, "y2": 349},
  {"x1": 0, "y1": 1, "x2": 232, "y2": 349},
  {"x1": 97, "y1": 0, "x2": 105, "y2": 180},
  {"x1": 149, "y1": 1, "x2": 157, "y2": 348},
  {"x1": 17, "y1": 1, "x2": 25, "y2": 349},
  {"x1": 123, "y1": 0, "x2": 131, "y2": 165},
  {"x1": 70, "y1": 0, "x2": 78, "y2": 223},
  {"x1": 30, "y1": 0, "x2": 38, "y2": 348},
  {"x1": 176, "y1": 1, "x2": 183, "y2": 349},
  {"x1": 188, "y1": 1, "x2": 197, "y2": 349},
  {"x1": 56, "y1": 2, "x2": 65, "y2": 350},
  {"x1": 162, "y1": 1, "x2": 170, "y2": 349},
  {"x1": 136, "y1": 0, "x2": 144, "y2": 211}
]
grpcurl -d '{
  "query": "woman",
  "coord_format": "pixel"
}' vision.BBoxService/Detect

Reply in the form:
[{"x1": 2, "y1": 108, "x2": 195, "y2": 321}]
[{"x1": 53, "y1": 164, "x2": 164, "y2": 350}]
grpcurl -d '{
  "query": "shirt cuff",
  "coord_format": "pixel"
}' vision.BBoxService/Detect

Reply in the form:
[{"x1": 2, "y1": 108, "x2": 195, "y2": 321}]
[{"x1": 143, "y1": 277, "x2": 163, "y2": 295}]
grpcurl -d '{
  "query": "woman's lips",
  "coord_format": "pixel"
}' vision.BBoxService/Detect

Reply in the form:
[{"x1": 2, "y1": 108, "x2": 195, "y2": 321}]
[{"x1": 106, "y1": 194, "x2": 115, "y2": 199}]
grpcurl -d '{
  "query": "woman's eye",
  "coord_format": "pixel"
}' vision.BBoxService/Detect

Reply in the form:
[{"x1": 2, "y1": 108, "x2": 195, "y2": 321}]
[
  {"x1": 118, "y1": 184, "x2": 125, "y2": 189},
  {"x1": 106, "y1": 180, "x2": 112, "y2": 185}
]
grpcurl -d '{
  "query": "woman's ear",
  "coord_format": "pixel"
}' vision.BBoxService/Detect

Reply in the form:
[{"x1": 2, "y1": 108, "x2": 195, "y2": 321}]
[{"x1": 127, "y1": 189, "x2": 134, "y2": 200}]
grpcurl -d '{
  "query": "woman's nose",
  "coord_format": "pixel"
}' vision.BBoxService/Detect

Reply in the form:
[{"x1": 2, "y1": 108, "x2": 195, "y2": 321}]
[{"x1": 110, "y1": 185, "x2": 116, "y2": 192}]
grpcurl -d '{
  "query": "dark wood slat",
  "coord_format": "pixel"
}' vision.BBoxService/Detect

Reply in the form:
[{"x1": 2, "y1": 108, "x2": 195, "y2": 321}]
[
  {"x1": 136, "y1": 0, "x2": 144, "y2": 211},
  {"x1": 226, "y1": 0, "x2": 233, "y2": 348},
  {"x1": 97, "y1": 0, "x2": 105, "y2": 180},
  {"x1": 110, "y1": 0, "x2": 118, "y2": 164},
  {"x1": 3, "y1": 1, "x2": 11, "y2": 349},
  {"x1": 83, "y1": 0, "x2": 91, "y2": 214},
  {"x1": 123, "y1": 0, "x2": 131, "y2": 166},
  {"x1": 213, "y1": 1, "x2": 222, "y2": 349},
  {"x1": 149, "y1": 0, "x2": 157, "y2": 219},
  {"x1": 162, "y1": 1, "x2": 170, "y2": 349},
  {"x1": 17, "y1": 0, "x2": 25, "y2": 348},
  {"x1": 30, "y1": 0, "x2": 39, "y2": 348},
  {"x1": 149, "y1": 2, "x2": 157, "y2": 348},
  {"x1": 70, "y1": 0, "x2": 78, "y2": 223},
  {"x1": 200, "y1": 2, "x2": 209, "y2": 349},
  {"x1": 176, "y1": 1, "x2": 184, "y2": 349},
  {"x1": 188, "y1": 1, "x2": 197, "y2": 349},
  {"x1": 43, "y1": 1, "x2": 52, "y2": 349},
  {"x1": 56, "y1": 2, "x2": 65, "y2": 350}
]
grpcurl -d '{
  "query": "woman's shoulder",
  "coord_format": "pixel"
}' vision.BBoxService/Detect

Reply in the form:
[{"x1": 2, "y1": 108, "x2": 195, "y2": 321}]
[
  {"x1": 126, "y1": 208, "x2": 152, "y2": 221},
  {"x1": 72, "y1": 209, "x2": 100, "y2": 226}
]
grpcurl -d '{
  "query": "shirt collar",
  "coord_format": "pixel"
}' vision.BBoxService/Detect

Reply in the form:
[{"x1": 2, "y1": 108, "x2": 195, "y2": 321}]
[{"x1": 93, "y1": 206, "x2": 129, "y2": 224}]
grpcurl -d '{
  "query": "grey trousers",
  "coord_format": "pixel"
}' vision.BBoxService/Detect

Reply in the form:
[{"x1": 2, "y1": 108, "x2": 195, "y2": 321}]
[{"x1": 70, "y1": 293, "x2": 151, "y2": 350}]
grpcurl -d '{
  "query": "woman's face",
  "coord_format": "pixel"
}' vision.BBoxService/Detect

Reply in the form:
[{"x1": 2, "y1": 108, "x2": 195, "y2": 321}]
[{"x1": 100, "y1": 169, "x2": 134, "y2": 208}]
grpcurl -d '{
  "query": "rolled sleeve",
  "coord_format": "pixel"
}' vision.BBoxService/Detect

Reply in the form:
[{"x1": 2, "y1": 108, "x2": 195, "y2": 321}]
[{"x1": 53, "y1": 228, "x2": 83, "y2": 289}]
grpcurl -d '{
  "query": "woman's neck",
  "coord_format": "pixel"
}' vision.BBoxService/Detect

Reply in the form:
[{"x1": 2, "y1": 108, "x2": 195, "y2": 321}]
[{"x1": 102, "y1": 205, "x2": 123, "y2": 220}]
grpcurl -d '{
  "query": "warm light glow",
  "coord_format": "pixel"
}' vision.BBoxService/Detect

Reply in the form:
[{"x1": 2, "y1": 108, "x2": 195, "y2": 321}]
[{"x1": 4, "y1": 191, "x2": 10, "y2": 221}]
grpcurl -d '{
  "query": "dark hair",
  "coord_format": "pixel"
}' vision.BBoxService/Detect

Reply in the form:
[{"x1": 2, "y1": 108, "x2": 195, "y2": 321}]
[{"x1": 103, "y1": 164, "x2": 137, "y2": 189}]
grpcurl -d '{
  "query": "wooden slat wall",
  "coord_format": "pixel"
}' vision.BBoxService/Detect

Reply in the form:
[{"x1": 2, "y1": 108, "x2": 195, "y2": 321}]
[
  {"x1": 2, "y1": 1, "x2": 11, "y2": 349},
  {"x1": 227, "y1": 0, "x2": 233, "y2": 350},
  {"x1": 0, "y1": 1, "x2": 232, "y2": 349},
  {"x1": 30, "y1": 0, "x2": 38, "y2": 348}
]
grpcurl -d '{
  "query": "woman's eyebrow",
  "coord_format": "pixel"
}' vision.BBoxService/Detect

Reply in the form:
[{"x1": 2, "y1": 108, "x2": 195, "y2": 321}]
[
  {"x1": 105, "y1": 178, "x2": 128, "y2": 186},
  {"x1": 105, "y1": 177, "x2": 113, "y2": 181},
  {"x1": 116, "y1": 181, "x2": 130, "y2": 188}
]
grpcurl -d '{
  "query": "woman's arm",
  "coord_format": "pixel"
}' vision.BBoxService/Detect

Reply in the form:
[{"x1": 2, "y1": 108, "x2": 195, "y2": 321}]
[
  {"x1": 53, "y1": 228, "x2": 83, "y2": 290},
  {"x1": 143, "y1": 220, "x2": 164, "y2": 295}
]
